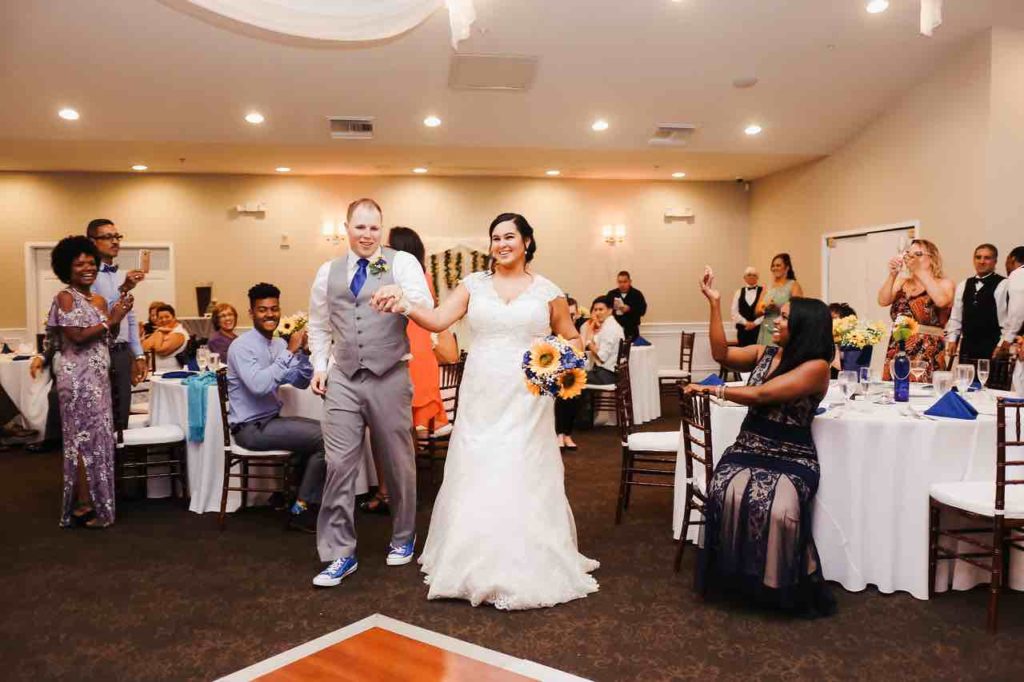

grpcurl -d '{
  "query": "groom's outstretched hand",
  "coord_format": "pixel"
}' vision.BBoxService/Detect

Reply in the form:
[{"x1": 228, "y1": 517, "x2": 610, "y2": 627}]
[
  {"x1": 371, "y1": 285, "x2": 406, "y2": 313},
  {"x1": 312, "y1": 371, "x2": 328, "y2": 396}
]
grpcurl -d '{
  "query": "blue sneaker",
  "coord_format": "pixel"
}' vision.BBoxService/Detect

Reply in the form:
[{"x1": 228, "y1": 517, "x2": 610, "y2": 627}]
[
  {"x1": 386, "y1": 537, "x2": 416, "y2": 566},
  {"x1": 312, "y1": 556, "x2": 358, "y2": 587}
]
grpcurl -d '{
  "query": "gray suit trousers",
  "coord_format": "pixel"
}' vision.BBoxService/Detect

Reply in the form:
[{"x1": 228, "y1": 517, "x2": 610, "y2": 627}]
[{"x1": 317, "y1": 362, "x2": 416, "y2": 561}]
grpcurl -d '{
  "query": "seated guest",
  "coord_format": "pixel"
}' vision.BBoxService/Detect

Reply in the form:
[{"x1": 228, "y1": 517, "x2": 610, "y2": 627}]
[
  {"x1": 227, "y1": 282, "x2": 326, "y2": 531},
  {"x1": 142, "y1": 304, "x2": 189, "y2": 371},
  {"x1": 731, "y1": 266, "x2": 764, "y2": 347},
  {"x1": 48, "y1": 236, "x2": 134, "y2": 528},
  {"x1": 141, "y1": 300, "x2": 165, "y2": 338},
  {"x1": 208, "y1": 302, "x2": 239, "y2": 359},
  {"x1": 686, "y1": 266, "x2": 835, "y2": 616},
  {"x1": 606, "y1": 271, "x2": 647, "y2": 340},
  {"x1": 945, "y1": 244, "x2": 1007, "y2": 364}
]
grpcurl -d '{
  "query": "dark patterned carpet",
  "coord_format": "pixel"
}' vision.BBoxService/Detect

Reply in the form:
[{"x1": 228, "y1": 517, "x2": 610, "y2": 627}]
[{"x1": 2, "y1": 399, "x2": 1022, "y2": 681}]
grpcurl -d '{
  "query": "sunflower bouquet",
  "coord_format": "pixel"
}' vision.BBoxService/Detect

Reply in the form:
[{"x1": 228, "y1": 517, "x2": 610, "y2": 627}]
[
  {"x1": 274, "y1": 311, "x2": 308, "y2": 340},
  {"x1": 832, "y1": 315, "x2": 886, "y2": 350},
  {"x1": 522, "y1": 335, "x2": 587, "y2": 399}
]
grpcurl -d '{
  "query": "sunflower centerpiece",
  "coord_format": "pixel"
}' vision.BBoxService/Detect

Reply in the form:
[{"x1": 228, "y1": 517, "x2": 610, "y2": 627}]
[{"x1": 522, "y1": 335, "x2": 587, "y2": 399}]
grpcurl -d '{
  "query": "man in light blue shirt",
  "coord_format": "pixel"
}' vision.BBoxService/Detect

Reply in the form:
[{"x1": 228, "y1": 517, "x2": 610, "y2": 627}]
[
  {"x1": 227, "y1": 282, "x2": 325, "y2": 531},
  {"x1": 88, "y1": 219, "x2": 147, "y2": 429}
]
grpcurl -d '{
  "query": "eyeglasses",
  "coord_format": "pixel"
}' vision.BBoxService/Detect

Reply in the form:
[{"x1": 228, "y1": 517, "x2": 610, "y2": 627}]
[{"x1": 92, "y1": 234, "x2": 125, "y2": 242}]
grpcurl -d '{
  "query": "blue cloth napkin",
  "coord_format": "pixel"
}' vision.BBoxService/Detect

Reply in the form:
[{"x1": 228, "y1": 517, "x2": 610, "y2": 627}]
[
  {"x1": 161, "y1": 370, "x2": 197, "y2": 379},
  {"x1": 698, "y1": 374, "x2": 725, "y2": 386},
  {"x1": 632, "y1": 336, "x2": 651, "y2": 346},
  {"x1": 182, "y1": 371, "x2": 218, "y2": 442},
  {"x1": 924, "y1": 389, "x2": 978, "y2": 420}
]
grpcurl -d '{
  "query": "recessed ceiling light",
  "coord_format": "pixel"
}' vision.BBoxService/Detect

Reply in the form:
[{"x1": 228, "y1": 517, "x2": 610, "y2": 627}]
[
  {"x1": 275, "y1": 167, "x2": 291, "y2": 173},
  {"x1": 591, "y1": 119, "x2": 609, "y2": 132},
  {"x1": 672, "y1": 172, "x2": 686, "y2": 178},
  {"x1": 245, "y1": 112, "x2": 265, "y2": 124},
  {"x1": 866, "y1": 0, "x2": 889, "y2": 14},
  {"x1": 423, "y1": 115, "x2": 442, "y2": 128},
  {"x1": 412, "y1": 167, "x2": 428, "y2": 174},
  {"x1": 744, "y1": 124, "x2": 763, "y2": 136},
  {"x1": 131, "y1": 164, "x2": 148, "y2": 171},
  {"x1": 58, "y1": 108, "x2": 80, "y2": 121},
  {"x1": 545, "y1": 170, "x2": 561, "y2": 176}
]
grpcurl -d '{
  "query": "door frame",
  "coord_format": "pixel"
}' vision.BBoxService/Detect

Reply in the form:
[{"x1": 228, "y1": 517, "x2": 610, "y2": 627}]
[
  {"x1": 820, "y1": 220, "x2": 919, "y2": 302},
  {"x1": 24, "y1": 241, "x2": 176, "y2": 337}
]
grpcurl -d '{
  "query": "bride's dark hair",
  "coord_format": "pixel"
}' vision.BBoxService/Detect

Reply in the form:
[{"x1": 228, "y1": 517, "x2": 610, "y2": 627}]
[{"x1": 488, "y1": 213, "x2": 537, "y2": 267}]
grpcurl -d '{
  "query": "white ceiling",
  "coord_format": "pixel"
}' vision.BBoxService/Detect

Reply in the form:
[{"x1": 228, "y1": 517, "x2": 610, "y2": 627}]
[{"x1": 0, "y1": 0, "x2": 1019, "y2": 180}]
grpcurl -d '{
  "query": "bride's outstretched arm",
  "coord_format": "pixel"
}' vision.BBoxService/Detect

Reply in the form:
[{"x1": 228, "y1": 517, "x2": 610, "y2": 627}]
[
  {"x1": 371, "y1": 283, "x2": 469, "y2": 333},
  {"x1": 550, "y1": 297, "x2": 583, "y2": 351}
]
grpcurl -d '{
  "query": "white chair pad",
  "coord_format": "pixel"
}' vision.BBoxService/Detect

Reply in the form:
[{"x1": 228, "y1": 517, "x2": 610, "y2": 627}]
[
  {"x1": 417, "y1": 423, "x2": 453, "y2": 438},
  {"x1": 119, "y1": 424, "x2": 185, "y2": 446},
  {"x1": 627, "y1": 430, "x2": 680, "y2": 452},
  {"x1": 584, "y1": 384, "x2": 616, "y2": 392},
  {"x1": 229, "y1": 440, "x2": 292, "y2": 457},
  {"x1": 127, "y1": 413, "x2": 150, "y2": 429},
  {"x1": 930, "y1": 481, "x2": 1024, "y2": 519},
  {"x1": 657, "y1": 369, "x2": 691, "y2": 379},
  {"x1": 129, "y1": 402, "x2": 150, "y2": 415}
]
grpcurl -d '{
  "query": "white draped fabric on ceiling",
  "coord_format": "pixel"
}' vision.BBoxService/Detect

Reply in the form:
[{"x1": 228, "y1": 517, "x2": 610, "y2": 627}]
[{"x1": 184, "y1": 0, "x2": 475, "y2": 47}]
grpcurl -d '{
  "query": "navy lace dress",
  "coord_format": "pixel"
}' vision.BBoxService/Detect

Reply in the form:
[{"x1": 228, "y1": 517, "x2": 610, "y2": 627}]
[{"x1": 697, "y1": 345, "x2": 835, "y2": 615}]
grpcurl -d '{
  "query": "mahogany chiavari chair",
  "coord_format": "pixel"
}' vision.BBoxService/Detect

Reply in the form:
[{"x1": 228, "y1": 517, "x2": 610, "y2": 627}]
[
  {"x1": 674, "y1": 388, "x2": 714, "y2": 572},
  {"x1": 658, "y1": 331, "x2": 695, "y2": 397}
]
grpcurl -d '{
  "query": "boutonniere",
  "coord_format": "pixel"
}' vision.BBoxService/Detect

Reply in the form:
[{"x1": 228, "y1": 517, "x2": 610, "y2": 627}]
[{"x1": 369, "y1": 257, "x2": 389, "y2": 277}]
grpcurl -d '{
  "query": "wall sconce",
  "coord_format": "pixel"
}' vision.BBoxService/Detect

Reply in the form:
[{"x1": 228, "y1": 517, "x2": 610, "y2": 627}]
[
  {"x1": 322, "y1": 220, "x2": 344, "y2": 246},
  {"x1": 602, "y1": 224, "x2": 626, "y2": 245}
]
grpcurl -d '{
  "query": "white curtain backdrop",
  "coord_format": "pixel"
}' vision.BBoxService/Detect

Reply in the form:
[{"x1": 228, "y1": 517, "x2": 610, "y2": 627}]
[{"x1": 185, "y1": 0, "x2": 475, "y2": 47}]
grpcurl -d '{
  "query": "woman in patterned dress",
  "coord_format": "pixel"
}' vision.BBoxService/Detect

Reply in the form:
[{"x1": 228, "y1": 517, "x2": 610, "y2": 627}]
[
  {"x1": 686, "y1": 266, "x2": 835, "y2": 615},
  {"x1": 48, "y1": 237, "x2": 133, "y2": 528},
  {"x1": 755, "y1": 253, "x2": 803, "y2": 347},
  {"x1": 877, "y1": 238, "x2": 954, "y2": 381}
]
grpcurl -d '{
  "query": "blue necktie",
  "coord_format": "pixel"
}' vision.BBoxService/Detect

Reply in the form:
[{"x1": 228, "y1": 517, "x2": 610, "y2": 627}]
[{"x1": 350, "y1": 258, "x2": 369, "y2": 297}]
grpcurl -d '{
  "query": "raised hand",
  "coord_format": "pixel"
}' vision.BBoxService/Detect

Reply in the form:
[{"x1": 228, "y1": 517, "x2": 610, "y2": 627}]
[
  {"x1": 108, "y1": 294, "x2": 134, "y2": 324},
  {"x1": 370, "y1": 284, "x2": 405, "y2": 313},
  {"x1": 888, "y1": 256, "x2": 903, "y2": 276},
  {"x1": 699, "y1": 266, "x2": 720, "y2": 302}
]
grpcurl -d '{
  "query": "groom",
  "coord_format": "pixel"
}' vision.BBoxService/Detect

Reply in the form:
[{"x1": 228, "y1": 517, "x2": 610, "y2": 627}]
[{"x1": 307, "y1": 198, "x2": 432, "y2": 587}]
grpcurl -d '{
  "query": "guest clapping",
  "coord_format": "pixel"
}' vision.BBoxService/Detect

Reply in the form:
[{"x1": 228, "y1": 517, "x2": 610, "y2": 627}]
[
  {"x1": 755, "y1": 253, "x2": 803, "y2": 346},
  {"x1": 877, "y1": 238, "x2": 954, "y2": 381},
  {"x1": 731, "y1": 266, "x2": 764, "y2": 347},
  {"x1": 686, "y1": 266, "x2": 835, "y2": 615},
  {"x1": 48, "y1": 236, "x2": 133, "y2": 528},
  {"x1": 227, "y1": 283, "x2": 326, "y2": 531},
  {"x1": 606, "y1": 271, "x2": 647, "y2": 340},
  {"x1": 142, "y1": 304, "x2": 189, "y2": 371},
  {"x1": 208, "y1": 303, "x2": 239, "y2": 359}
]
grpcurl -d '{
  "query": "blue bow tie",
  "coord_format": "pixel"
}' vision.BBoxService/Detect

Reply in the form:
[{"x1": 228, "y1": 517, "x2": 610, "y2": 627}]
[{"x1": 101, "y1": 264, "x2": 118, "y2": 273}]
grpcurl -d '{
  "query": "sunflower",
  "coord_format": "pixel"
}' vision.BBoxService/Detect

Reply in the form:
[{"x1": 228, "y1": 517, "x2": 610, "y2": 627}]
[
  {"x1": 527, "y1": 340, "x2": 561, "y2": 376},
  {"x1": 525, "y1": 380, "x2": 543, "y2": 396},
  {"x1": 557, "y1": 367, "x2": 587, "y2": 400},
  {"x1": 278, "y1": 317, "x2": 295, "y2": 336}
]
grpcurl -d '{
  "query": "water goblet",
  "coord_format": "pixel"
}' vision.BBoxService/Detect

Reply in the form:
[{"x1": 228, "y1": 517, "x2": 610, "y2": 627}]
[
  {"x1": 932, "y1": 370, "x2": 953, "y2": 395},
  {"x1": 838, "y1": 370, "x2": 858, "y2": 406},
  {"x1": 197, "y1": 347, "x2": 210, "y2": 371},
  {"x1": 954, "y1": 363, "x2": 975, "y2": 397},
  {"x1": 209, "y1": 352, "x2": 220, "y2": 371}
]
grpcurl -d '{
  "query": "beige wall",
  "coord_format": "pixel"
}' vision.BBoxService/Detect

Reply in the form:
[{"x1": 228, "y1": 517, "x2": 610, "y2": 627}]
[
  {"x1": 749, "y1": 32, "x2": 997, "y2": 297},
  {"x1": 0, "y1": 172, "x2": 750, "y2": 328},
  {"x1": 988, "y1": 28, "x2": 1024, "y2": 248}
]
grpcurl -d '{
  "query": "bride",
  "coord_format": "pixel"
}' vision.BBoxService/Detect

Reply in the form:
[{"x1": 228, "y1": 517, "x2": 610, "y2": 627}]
[{"x1": 371, "y1": 212, "x2": 599, "y2": 610}]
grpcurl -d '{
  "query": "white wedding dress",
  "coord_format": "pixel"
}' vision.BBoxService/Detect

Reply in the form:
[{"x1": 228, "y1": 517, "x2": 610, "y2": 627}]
[{"x1": 419, "y1": 271, "x2": 600, "y2": 610}]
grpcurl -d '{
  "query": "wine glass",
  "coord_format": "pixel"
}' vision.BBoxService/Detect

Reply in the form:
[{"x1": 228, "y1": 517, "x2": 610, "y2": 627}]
[
  {"x1": 909, "y1": 360, "x2": 928, "y2": 383},
  {"x1": 954, "y1": 363, "x2": 975, "y2": 396},
  {"x1": 976, "y1": 359, "x2": 989, "y2": 392},
  {"x1": 197, "y1": 347, "x2": 210, "y2": 371},
  {"x1": 838, "y1": 370, "x2": 858, "y2": 405},
  {"x1": 896, "y1": 234, "x2": 910, "y2": 278}
]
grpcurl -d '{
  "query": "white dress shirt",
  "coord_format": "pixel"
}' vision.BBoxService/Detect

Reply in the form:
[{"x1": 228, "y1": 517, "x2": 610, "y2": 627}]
[
  {"x1": 588, "y1": 315, "x2": 625, "y2": 373},
  {"x1": 730, "y1": 287, "x2": 764, "y2": 326},
  {"x1": 944, "y1": 273, "x2": 1008, "y2": 343},
  {"x1": 308, "y1": 247, "x2": 433, "y2": 373},
  {"x1": 1003, "y1": 265, "x2": 1024, "y2": 344}
]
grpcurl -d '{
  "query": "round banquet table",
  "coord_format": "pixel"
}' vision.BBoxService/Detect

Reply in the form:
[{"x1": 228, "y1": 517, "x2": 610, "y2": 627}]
[
  {"x1": 0, "y1": 356, "x2": 49, "y2": 442},
  {"x1": 147, "y1": 376, "x2": 375, "y2": 513},
  {"x1": 672, "y1": 385, "x2": 1024, "y2": 599}
]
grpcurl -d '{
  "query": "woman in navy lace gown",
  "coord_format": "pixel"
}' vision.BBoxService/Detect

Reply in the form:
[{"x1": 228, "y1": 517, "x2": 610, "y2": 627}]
[{"x1": 685, "y1": 266, "x2": 835, "y2": 615}]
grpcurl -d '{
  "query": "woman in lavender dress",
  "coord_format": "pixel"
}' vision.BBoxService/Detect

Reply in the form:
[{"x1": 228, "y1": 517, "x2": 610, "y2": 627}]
[
  {"x1": 48, "y1": 237, "x2": 133, "y2": 528},
  {"x1": 207, "y1": 302, "x2": 239, "y2": 359}
]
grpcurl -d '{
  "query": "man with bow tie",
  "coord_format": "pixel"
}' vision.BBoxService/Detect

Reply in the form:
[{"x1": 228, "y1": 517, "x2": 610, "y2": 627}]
[
  {"x1": 88, "y1": 218, "x2": 148, "y2": 429},
  {"x1": 944, "y1": 243, "x2": 1008, "y2": 365},
  {"x1": 730, "y1": 266, "x2": 764, "y2": 347}
]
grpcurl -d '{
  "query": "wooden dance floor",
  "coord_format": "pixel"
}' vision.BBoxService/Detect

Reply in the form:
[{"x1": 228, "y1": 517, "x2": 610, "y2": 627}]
[{"x1": 218, "y1": 614, "x2": 589, "y2": 682}]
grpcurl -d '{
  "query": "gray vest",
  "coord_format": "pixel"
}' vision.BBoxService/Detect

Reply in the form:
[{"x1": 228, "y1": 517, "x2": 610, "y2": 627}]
[{"x1": 328, "y1": 247, "x2": 410, "y2": 378}]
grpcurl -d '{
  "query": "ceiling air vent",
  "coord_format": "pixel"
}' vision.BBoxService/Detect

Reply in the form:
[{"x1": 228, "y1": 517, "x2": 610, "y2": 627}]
[
  {"x1": 649, "y1": 123, "x2": 697, "y2": 146},
  {"x1": 328, "y1": 116, "x2": 374, "y2": 140}
]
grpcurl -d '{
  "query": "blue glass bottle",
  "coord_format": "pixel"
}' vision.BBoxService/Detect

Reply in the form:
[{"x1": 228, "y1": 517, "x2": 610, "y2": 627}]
[{"x1": 892, "y1": 341, "x2": 910, "y2": 403}]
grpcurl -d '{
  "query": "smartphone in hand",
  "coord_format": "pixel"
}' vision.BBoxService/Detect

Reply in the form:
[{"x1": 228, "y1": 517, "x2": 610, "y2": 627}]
[{"x1": 139, "y1": 249, "x2": 151, "y2": 273}]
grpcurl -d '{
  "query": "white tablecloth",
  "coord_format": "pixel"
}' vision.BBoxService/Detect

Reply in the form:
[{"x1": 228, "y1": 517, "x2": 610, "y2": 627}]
[
  {"x1": 672, "y1": 387, "x2": 1023, "y2": 599},
  {"x1": 629, "y1": 346, "x2": 661, "y2": 424},
  {"x1": 0, "y1": 357, "x2": 49, "y2": 442},
  {"x1": 148, "y1": 377, "x2": 374, "y2": 513}
]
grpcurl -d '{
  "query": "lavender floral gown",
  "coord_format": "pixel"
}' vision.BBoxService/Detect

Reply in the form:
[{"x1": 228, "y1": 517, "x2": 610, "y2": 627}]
[{"x1": 48, "y1": 288, "x2": 116, "y2": 527}]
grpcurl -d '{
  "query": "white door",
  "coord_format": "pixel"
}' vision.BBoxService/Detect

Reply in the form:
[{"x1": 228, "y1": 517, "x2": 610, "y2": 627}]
[{"x1": 27, "y1": 243, "x2": 175, "y2": 338}]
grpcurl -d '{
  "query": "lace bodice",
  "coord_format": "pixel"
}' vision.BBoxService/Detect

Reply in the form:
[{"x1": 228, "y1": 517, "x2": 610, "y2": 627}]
[{"x1": 462, "y1": 271, "x2": 563, "y2": 350}]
